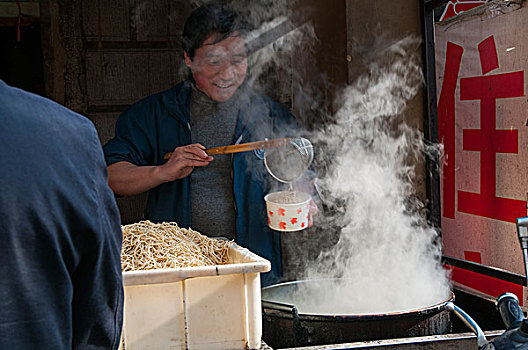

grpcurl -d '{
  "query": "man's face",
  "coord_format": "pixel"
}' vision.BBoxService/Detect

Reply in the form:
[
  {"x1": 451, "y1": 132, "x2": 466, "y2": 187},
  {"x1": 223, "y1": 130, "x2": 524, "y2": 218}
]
[{"x1": 185, "y1": 33, "x2": 248, "y2": 102}]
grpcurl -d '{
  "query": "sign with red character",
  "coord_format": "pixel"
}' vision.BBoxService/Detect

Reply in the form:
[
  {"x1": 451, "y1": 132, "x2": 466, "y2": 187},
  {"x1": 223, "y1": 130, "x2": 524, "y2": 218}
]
[
  {"x1": 439, "y1": 0, "x2": 487, "y2": 22},
  {"x1": 435, "y1": 3, "x2": 528, "y2": 303}
]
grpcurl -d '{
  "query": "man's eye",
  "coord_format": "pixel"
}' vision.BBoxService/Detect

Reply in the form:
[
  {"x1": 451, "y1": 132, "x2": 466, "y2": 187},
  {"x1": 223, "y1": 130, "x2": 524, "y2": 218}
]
[
  {"x1": 208, "y1": 61, "x2": 221, "y2": 66},
  {"x1": 232, "y1": 59, "x2": 245, "y2": 65}
]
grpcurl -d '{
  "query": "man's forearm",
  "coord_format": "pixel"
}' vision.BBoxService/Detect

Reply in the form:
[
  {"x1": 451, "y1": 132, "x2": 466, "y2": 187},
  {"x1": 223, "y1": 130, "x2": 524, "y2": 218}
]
[{"x1": 107, "y1": 161, "x2": 166, "y2": 195}]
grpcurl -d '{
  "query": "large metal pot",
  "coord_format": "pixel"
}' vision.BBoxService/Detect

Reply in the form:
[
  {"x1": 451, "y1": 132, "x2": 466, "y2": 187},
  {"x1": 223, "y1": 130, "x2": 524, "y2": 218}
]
[{"x1": 261, "y1": 279, "x2": 454, "y2": 348}]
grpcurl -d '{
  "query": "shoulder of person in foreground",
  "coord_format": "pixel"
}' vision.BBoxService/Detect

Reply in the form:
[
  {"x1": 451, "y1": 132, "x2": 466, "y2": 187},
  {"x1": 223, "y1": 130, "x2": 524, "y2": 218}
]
[
  {"x1": 0, "y1": 80, "x2": 94, "y2": 132},
  {"x1": 0, "y1": 80, "x2": 114, "y2": 174}
]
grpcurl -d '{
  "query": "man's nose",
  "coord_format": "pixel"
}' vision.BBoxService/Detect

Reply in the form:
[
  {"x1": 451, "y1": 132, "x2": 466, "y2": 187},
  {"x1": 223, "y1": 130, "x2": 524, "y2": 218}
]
[{"x1": 218, "y1": 63, "x2": 236, "y2": 80}]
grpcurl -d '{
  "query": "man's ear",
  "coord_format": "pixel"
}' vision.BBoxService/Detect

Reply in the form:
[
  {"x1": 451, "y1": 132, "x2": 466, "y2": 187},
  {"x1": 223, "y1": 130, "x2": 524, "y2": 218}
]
[{"x1": 184, "y1": 52, "x2": 192, "y2": 69}]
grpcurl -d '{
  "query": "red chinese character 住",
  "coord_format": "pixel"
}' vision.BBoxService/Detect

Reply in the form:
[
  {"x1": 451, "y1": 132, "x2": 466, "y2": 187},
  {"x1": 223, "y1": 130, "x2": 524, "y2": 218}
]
[{"x1": 438, "y1": 35, "x2": 525, "y2": 223}]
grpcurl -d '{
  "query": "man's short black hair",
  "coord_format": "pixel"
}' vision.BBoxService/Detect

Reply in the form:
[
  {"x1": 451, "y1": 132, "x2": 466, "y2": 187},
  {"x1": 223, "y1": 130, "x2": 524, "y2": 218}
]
[{"x1": 182, "y1": 3, "x2": 251, "y2": 60}]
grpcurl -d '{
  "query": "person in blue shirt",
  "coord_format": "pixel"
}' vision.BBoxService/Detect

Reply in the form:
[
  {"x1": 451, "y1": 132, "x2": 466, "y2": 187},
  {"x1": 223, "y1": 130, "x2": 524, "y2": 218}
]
[
  {"x1": 0, "y1": 80, "x2": 123, "y2": 349},
  {"x1": 103, "y1": 3, "x2": 299, "y2": 286}
]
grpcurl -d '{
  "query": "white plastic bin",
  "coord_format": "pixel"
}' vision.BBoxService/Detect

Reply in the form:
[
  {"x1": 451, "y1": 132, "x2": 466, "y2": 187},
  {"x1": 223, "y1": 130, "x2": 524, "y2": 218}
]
[{"x1": 119, "y1": 243, "x2": 270, "y2": 350}]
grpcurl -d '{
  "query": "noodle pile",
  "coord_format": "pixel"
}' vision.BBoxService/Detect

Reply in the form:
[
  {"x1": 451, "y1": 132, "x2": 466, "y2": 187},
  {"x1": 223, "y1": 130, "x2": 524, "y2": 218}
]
[{"x1": 121, "y1": 220, "x2": 232, "y2": 272}]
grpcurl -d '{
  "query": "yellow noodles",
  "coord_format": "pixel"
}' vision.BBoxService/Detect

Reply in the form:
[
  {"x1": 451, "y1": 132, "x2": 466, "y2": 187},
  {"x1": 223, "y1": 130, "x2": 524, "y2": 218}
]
[{"x1": 121, "y1": 220, "x2": 232, "y2": 272}]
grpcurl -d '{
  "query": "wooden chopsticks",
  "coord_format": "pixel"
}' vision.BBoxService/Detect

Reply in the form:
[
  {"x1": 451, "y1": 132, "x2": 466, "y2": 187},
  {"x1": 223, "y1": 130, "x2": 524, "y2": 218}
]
[{"x1": 163, "y1": 137, "x2": 291, "y2": 160}]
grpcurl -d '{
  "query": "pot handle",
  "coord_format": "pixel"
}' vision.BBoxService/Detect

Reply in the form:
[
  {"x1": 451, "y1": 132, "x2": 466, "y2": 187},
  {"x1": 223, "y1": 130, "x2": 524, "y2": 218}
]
[
  {"x1": 445, "y1": 301, "x2": 488, "y2": 348},
  {"x1": 291, "y1": 305, "x2": 310, "y2": 346},
  {"x1": 262, "y1": 300, "x2": 310, "y2": 346}
]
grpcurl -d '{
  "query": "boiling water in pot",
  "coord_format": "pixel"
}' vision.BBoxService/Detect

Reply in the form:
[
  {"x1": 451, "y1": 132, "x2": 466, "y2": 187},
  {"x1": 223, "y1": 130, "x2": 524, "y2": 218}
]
[{"x1": 263, "y1": 278, "x2": 449, "y2": 315}]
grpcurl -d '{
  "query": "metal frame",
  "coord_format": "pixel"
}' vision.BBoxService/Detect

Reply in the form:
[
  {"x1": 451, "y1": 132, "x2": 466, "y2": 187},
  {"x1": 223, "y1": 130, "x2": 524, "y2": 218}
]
[
  {"x1": 443, "y1": 256, "x2": 527, "y2": 286},
  {"x1": 419, "y1": 0, "x2": 450, "y2": 231}
]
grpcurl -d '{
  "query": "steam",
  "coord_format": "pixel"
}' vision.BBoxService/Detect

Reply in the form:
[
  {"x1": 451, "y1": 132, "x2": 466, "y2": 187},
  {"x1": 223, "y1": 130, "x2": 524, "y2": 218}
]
[
  {"x1": 236, "y1": 0, "x2": 318, "y2": 127},
  {"x1": 245, "y1": 17, "x2": 317, "y2": 91},
  {"x1": 234, "y1": 5, "x2": 318, "y2": 188},
  {"x1": 299, "y1": 36, "x2": 452, "y2": 314}
]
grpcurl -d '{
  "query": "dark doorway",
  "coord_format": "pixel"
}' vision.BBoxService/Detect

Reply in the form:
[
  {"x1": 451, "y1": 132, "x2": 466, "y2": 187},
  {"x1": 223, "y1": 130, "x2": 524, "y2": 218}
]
[{"x1": 0, "y1": 21, "x2": 44, "y2": 95}]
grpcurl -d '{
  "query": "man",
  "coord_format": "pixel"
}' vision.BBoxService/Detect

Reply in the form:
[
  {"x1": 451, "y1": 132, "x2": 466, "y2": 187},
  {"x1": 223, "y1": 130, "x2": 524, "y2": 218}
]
[
  {"x1": 104, "y1": 3, "x2": 299, "y2": 286},
  {"x1": 0, "y1": 81, "x2": 123, "y2": 348}
]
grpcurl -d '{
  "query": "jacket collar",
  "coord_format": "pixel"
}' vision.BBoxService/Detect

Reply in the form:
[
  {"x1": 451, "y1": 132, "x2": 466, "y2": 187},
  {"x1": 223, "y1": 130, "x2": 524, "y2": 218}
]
[{"x1": 161, "y1": 81, "x2": 193, "y2": 125}]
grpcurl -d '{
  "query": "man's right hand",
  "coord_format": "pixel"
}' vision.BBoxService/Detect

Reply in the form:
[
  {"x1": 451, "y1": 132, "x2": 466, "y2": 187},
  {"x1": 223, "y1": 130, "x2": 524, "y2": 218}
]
[
  {"x1": 160, "y1": 143, "x2": 213, "y2": 181},
  {"x1": 107, "y1": 143, "x2": 213, "y2": 196}
]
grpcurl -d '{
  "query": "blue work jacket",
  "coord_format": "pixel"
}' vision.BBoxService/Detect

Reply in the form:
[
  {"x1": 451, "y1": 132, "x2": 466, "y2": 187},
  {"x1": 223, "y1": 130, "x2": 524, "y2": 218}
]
[
  {"x1": 0, "y1": 80, "x2": 123, "y2": 349},
  {"x1": 104, "y1": 81, "x2": 298, "y2": 286}
]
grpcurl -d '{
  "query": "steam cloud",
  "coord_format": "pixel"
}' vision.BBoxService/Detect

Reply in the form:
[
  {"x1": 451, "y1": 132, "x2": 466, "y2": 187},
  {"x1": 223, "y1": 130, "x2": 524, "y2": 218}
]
[{"x1": 299, "y1": 36, "x2": 452, "y2": 314}]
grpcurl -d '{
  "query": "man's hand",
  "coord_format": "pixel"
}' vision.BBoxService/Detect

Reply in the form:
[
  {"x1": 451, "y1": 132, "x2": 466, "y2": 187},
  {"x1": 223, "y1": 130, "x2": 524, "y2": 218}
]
[
  {"x1": 160, "y1": 143, "x2": 213, "y2": 182},
  {"x1": 107, "y1": 144, "x2": 213, "y2": 196},
  {"x1": 308, "y1": 199, "x2": 319, "y2": 228}
]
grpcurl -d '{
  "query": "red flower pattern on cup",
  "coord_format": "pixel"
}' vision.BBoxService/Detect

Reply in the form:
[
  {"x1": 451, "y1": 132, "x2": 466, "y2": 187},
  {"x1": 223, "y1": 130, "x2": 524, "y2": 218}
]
[
  {"x1": 301, "y1": 222, "x2": 305, "y2": 228},
  {"x1": 269, "y1": 210, "x2": 273, "y2": 217},
  {"x1": 279, "y1": 222, "x2": 287, "y2": 230},
  {"x1": 291, "y1": 218, "x2": 298, "y2": 225},
  {"x1": 296, "y1": 208, "x2": 302, "y2": 214},
  {"x1": 278, "y1": 208, "x2": 286, "y2": 216}
]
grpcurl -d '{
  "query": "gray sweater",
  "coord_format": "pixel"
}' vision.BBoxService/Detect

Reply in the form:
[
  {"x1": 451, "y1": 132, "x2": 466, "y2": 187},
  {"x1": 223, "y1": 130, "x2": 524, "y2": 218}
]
[{"x1": 190, "y1": 85, "x2": 238, "y2": 239}]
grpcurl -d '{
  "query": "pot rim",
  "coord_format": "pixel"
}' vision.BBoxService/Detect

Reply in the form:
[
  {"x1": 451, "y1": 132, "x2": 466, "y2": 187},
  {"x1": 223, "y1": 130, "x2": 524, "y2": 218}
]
[{"x1": 262, "y1": 278, "x2": 455, "y2": 320}]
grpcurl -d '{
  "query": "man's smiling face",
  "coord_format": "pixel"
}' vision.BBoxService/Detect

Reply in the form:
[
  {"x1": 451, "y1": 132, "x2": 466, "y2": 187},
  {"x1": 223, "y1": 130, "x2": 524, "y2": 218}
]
[{"x1": 185, "y1": 32, "x2": 248, "y2": 102}]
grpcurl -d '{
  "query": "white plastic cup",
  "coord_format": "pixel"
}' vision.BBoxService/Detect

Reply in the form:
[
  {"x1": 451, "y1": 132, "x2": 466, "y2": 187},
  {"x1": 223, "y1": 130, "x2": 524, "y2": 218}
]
[{"x1": 264, "y1": 191, "x2": 311, "y2": 232}]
